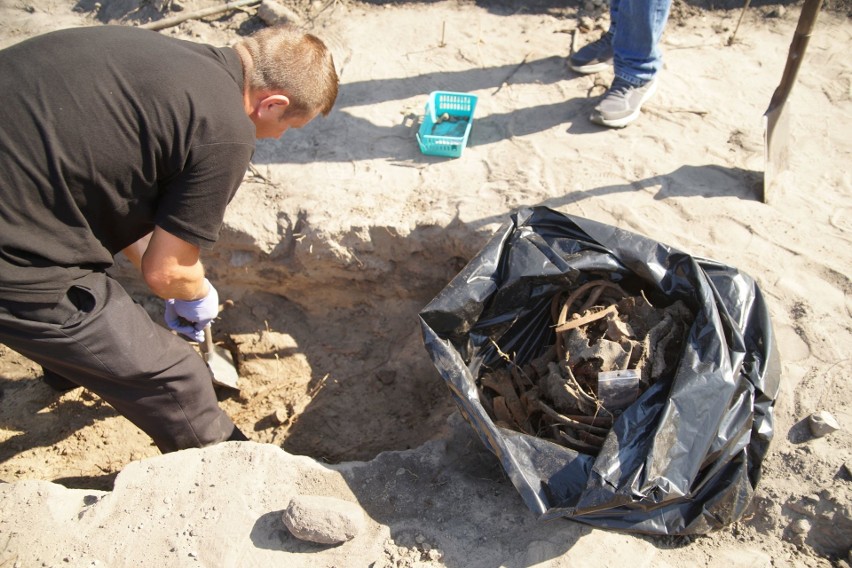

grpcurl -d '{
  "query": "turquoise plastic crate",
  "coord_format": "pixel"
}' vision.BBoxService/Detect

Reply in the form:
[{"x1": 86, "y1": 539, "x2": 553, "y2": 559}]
[{"x1": 416, "y1": 91, "x2": 478, "y2": 158}]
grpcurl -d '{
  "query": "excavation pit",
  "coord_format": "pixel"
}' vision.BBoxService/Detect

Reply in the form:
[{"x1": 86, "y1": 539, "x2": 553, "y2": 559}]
[{"x1": 0, "y1": 215, "x2": 484, "y2": 490}]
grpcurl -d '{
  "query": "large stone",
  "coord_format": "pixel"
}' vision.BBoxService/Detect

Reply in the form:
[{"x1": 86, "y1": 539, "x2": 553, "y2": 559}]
[{"x1": 282, "y1": 494, "x2": 365, "y2": 544}]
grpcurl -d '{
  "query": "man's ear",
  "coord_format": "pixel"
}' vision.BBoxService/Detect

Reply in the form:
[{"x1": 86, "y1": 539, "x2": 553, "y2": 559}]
[{"x1": 257, "y1": 94, "x2": 290, "y2": 117}]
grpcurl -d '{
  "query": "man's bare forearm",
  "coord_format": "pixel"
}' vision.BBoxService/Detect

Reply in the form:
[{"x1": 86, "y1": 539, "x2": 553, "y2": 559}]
[{"x1": 136, "y1": 228, "x2": 209, "y2": 301}]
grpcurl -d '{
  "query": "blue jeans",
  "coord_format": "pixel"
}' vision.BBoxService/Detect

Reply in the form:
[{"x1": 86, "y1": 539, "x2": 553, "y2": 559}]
[{"x1": 610, "y1": 0, "x2": 672, "y2": 86}]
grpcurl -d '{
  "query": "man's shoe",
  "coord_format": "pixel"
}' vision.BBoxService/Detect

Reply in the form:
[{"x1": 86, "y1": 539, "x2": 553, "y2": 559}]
[
  {"x1": 590, "y1": 76, "x2": 658, "y2": 128},
  {"x1": 568, "y1": 32, "x2": 613, "y2": 74}
]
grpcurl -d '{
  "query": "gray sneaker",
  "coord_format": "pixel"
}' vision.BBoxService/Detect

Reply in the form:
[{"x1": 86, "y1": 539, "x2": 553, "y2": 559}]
[
  {"x1": 568, "y1": 32, "x2": 613, "y2": 74},
  {"x1": 590, "y1": 76, "x2": 658, "y2": 128}
]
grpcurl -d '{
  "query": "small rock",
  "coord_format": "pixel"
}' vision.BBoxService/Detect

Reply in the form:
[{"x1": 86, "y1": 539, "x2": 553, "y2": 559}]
[
  {"x1": 258, "y1": 0, "x2": 303, "y2": 26},
  {"x1": 273, "y1": 408, "x2": 290, "y2": 425},
  {"x1": 376, "y1": 370, "x2": 396, "y2": 386},
  {"x1": 808, "y1": 410, "x2": 840, "y2": 438},
  {"x1": 282, "y1": 495, "x2": 365, "y2": 544},
  {"x1": 790, "y1": 518, "x2": 811, "y2": 535}
]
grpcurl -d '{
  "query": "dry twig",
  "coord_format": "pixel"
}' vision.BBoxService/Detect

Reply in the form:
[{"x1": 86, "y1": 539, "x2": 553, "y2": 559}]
[{"x1": 139, "y1": 0, "x2": 260, "y2": 30}]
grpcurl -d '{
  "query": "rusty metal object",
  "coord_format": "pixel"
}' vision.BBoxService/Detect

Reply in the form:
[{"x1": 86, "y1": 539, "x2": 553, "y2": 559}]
[{"x1": 477, "y1": 277, "x2": 693, "y2": 455}]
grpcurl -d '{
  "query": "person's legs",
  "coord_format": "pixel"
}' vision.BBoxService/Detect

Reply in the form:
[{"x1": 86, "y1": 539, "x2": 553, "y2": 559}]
[
  {"x1": 589, "y1": 76, "x2": 659, "y2": 128},
  {"x1": 0, "y1": 272, "x2": 242, "y2": 453},
  {"x1": 568, "y1": 0, "x2": 620, "y2": 74},
  {"x1": 611, "y1": 0, "x2": 671, "y2": 85},
  {"x1": 568, "y1": 30, "x2": 613, "y2": 74},
  {"x1": 590, "y1": 0, "x2": 671, "y2": 127}
]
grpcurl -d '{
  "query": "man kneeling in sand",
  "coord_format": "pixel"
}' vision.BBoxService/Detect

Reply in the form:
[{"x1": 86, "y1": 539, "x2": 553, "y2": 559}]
[{"x1": 0, "y1": 24, "x2": 338, "y2": 453}]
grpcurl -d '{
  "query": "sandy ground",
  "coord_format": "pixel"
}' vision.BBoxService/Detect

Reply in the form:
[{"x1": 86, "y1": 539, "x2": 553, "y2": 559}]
[{"x1": 0, "y1": 0, "x2": 850, "y2": 566}]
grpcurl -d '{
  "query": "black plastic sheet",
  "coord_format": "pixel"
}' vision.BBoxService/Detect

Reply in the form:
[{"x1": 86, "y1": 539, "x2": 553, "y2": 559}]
[{"x1": 419, "y1": 206, "x2": 780, "y2": 535}]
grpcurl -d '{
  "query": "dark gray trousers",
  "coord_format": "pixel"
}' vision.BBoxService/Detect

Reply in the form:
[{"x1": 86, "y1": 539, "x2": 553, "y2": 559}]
[{"x1": 0, "y1": 272, "x2": 239, "y2": 453}]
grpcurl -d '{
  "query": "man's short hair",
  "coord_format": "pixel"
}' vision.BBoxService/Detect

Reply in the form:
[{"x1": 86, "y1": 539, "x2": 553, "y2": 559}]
[{"x1": 239, "y1": 24, "x2": 339, "y2": 117}]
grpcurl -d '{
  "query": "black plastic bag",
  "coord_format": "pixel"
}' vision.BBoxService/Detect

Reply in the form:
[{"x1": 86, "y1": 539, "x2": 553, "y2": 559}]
[{"x1": 419, "y1": 206, "x2": 780, "y2": 535}]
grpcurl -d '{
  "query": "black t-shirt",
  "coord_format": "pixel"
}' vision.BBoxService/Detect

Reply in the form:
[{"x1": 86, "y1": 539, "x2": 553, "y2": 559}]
[{"x1": 0, "y1": 25, "x2": 255, "y2": 302}]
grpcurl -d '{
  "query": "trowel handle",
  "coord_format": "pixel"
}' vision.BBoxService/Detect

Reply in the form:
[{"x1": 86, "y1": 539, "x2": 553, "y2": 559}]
[{"x1": 202, "y1": 323, "x2": 214, "y2": 354}]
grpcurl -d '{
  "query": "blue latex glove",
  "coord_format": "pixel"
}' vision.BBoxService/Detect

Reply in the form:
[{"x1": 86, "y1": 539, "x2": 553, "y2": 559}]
[{"x1": 164, "y1": 279, "x2": 219, "y2": 342}]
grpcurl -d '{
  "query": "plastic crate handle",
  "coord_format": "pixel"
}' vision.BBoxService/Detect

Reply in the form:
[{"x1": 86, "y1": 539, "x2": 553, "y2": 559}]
[{"x1": 428, "y1": 92, "x2": 439, "y2": 123}]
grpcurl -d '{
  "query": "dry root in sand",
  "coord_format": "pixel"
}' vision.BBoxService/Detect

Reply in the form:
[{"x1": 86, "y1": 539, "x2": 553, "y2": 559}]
[{"x1": 477, "y1": 278, "x2": 694, "y2": 455}]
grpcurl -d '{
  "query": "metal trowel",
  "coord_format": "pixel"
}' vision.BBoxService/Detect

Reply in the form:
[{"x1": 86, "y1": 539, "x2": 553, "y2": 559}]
[{"x1": 201, "y1": 323, "x2": 240, "y2": 390}]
